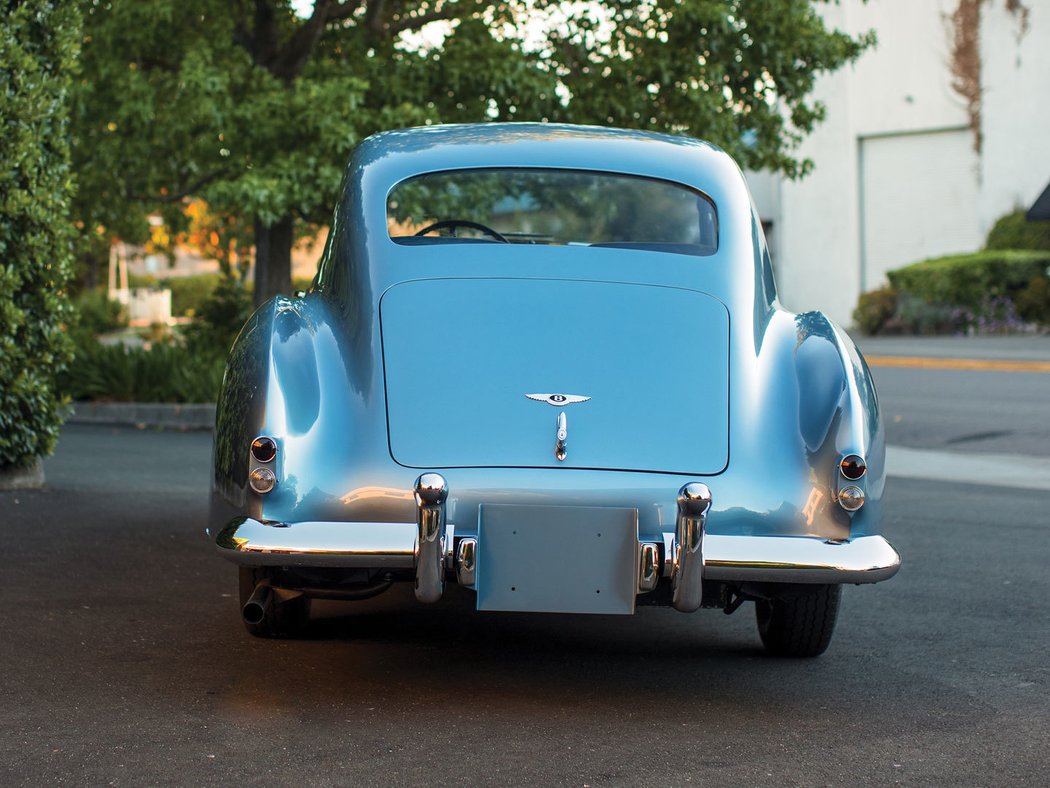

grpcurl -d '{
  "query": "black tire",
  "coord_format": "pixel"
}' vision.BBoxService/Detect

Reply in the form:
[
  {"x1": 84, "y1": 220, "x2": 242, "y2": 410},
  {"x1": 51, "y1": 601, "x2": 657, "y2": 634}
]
[
  {"x1": 238, "y1": 567, "x2": 311, "y2": 638},
  {"x1": 755, "y1": 584, "x2": 841, "y2": 657}
]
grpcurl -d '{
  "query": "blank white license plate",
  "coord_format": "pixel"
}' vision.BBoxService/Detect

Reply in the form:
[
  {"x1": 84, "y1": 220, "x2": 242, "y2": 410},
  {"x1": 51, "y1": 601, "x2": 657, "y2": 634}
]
[{"x1": 475, "y1": 504, "x2": 639, "y2": 615}]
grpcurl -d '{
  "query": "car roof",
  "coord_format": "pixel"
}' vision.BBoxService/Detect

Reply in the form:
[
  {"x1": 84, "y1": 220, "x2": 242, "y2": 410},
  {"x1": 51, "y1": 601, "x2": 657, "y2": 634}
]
[{"x1": 351, "y1": 122, "x2": 742, "y2": 199}]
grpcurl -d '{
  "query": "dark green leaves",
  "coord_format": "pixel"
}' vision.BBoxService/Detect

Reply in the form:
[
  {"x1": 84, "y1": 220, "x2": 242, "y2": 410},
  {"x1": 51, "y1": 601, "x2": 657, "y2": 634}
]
[{"x1": 0, "y1": 1, "x2": 80, "y2": 469}]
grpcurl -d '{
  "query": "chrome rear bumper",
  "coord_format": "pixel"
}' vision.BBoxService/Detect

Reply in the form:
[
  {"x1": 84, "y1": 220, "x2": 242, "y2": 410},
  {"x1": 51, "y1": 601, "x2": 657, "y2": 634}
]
[
  {"x1": 214, "y1": 477, "x2": 900, "y2": 607},
  {"x1": 214, "y1": 518, "x2": 420, "y2": 568},
  {"x1": 213, "y1": 519, "x2": 900, "y2": 583},
  {"x1": 702, "y1": 534, "x2": 901, "y2": 585}
]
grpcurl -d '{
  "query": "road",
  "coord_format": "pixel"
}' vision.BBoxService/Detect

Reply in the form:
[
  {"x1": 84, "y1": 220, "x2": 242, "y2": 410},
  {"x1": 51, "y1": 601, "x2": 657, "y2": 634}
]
[
  {"x1": 1, "y1": 365, "x2": 1048, "y2": 786},
  {"x1": 876, "y1": 366, "x2": 1050, "y2": 457}
]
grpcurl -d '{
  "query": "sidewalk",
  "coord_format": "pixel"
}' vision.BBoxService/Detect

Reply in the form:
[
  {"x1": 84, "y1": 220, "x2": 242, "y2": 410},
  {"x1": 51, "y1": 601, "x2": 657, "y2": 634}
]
[{"x1": 857, "y1": 334, "x2": 1050, "y2": 362}]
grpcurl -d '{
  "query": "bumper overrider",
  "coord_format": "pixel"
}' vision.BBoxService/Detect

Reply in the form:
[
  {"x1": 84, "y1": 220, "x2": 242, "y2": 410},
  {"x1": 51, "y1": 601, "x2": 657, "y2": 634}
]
[{"x1": 214, "y1": 475, "x2": 901, "y2": 612}]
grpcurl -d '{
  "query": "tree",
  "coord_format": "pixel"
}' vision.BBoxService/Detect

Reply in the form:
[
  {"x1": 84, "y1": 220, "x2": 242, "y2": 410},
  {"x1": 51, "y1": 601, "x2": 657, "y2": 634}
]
[
  {"x1": 0, "y1": 1, "x2": 80, "y2": 475},
  {"x1": 73, "y1": 1, "x2": 871, "y2": 305}
]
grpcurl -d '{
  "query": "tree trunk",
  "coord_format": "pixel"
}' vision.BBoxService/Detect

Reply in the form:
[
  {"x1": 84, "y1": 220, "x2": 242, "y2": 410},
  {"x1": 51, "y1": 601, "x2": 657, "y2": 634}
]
[{"x1": 253, "y1": 215, "x2": 294, "y2": 307}]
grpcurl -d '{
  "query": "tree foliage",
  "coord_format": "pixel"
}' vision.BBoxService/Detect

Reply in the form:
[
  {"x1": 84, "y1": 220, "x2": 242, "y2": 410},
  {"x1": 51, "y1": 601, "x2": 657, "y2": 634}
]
[
  {"x1": 0, "y1": 1, "x2": 80, "y2": 470},
  {"x1": 73, "y1": 1, "x2": 871, "y2": 302}
]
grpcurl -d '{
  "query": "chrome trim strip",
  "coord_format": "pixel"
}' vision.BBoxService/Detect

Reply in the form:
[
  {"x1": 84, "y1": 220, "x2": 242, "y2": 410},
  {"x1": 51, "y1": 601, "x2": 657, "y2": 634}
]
[
  {"x1": 671, "y1": 482, "x2": 712, "y2": 613},
  {"x1": 215, "y1": 518, "x2": 417, "y2": 568},
  {"x1": 638, "y1": 542, "x2": 659, "y2": 593},
  {"x1": 702, "y1": 534, "x2": 901, "y2": 584},
  {"x1": 413, "y1": 473, "x2": 448, "y2": 603},
  {"x1": 662, "y1": 531, "x2": 675, "y2": 577},
  {"x1": 444, "y1": 521, "x2": 456, "y2": 570}
]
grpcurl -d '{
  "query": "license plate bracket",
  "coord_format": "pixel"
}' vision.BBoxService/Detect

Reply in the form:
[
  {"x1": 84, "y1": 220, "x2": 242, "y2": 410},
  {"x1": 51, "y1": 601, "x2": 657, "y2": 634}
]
[{"x1": 475, "y1": 504, "x2": 639, "y2": 614}]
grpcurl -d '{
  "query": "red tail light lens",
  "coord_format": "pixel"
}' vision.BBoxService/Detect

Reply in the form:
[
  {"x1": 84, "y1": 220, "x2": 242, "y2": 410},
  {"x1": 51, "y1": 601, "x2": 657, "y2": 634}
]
[
  {"x1": 251, "y1": 436, "x2": 277, "y2": 463},
  {"x1": 840, "y1": 454, "x2": 866, "y2": 480}
]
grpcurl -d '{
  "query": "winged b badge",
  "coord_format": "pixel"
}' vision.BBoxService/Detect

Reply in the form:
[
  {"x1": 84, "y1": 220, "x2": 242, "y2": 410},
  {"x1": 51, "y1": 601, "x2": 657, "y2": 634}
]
[{"x1": 525, "y1": 393, "x2": 591, "y2": 407}]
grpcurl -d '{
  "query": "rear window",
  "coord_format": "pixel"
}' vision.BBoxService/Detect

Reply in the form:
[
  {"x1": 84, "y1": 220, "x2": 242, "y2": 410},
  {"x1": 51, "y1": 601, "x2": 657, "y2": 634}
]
[{"x1": 386, "y1": 168, "x2": 717, "y2": 256}]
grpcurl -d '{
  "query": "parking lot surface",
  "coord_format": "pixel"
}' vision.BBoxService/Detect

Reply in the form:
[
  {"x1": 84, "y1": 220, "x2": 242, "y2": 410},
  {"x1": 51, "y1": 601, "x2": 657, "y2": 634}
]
[{"x1": 2, "y1": 363, "x2": 1048, "y2": 785}]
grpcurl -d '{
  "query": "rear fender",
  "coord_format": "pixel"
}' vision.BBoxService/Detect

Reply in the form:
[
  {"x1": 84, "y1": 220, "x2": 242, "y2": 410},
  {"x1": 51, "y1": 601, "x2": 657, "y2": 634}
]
[
  {"x1": 211, "y1": 295, "x2": 323, "y2": 523},
  {"x1": 789, "y1": 310, "x2": 885, "y2": 537}
]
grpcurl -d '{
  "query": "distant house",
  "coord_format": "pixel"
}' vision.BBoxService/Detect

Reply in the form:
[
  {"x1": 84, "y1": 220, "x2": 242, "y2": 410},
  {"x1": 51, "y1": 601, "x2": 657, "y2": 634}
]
[{"x1": 749, "y1": 0, "x2": 1049, "y2": 326}]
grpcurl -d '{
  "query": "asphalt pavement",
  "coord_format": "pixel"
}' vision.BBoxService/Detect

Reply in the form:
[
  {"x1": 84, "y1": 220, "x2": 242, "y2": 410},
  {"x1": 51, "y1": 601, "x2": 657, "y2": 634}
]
[
  {"x1": 859, "y1": 334, "x2": 1050, "y2": 362},
  {"x1": 2, "y1": 361, "x2": 1049, "y2": 786},
  {"x1": 875, "y1": 365, "x2": 1050, "y2": 457}
]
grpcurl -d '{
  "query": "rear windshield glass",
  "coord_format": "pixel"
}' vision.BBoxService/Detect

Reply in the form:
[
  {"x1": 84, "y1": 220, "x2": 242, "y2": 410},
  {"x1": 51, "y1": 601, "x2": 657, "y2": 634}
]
[{"x1": 386, "y1": 168, "x2": 717, "y2": 256}]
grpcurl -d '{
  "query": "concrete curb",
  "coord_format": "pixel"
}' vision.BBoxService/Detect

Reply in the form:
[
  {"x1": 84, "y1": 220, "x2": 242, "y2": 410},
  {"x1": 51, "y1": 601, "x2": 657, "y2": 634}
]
[{"x1": 68, "y1": 402, "x2": 216, "y2": 431}]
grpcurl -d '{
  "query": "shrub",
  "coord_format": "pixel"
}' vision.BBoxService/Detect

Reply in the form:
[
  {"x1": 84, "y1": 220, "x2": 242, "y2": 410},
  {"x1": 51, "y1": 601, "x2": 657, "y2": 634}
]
[
  {"x1": 1016, "y1": 276, "x2": 1050, "y2": 326},
  {"x1": 123, "y1": 272, "x2": 222, "y2": 316},
  {"x1": 166, "y1": 273, "x2": 222, "y2": 316},
  {"x1": 893, "y1": 293, "x2": 969, "y2": 335},
  {"x1": 852, "y1": 285, "x2": 898, "y2": 335},
  {"x1": 127, "y1": 273, "x2": 158, "y2": 289},
  {"x1": 71, "y1": 288, "x2": 126, "y2": 339},
  {"x1": 182, "y1": 275, "x2": 253, "y2": 354},
  {"x1": 62, "y1": 339, "x2": 225, "y2": 404},
  {"x1": 985, "y1": 210, "x2": 1050, "y2": 252},
  {"x1": 0, "y1": 3, "x2": 80, "y2": 470},
  {"x1": 886, "y1": 250, "x2": 1050, "y2": 312}
]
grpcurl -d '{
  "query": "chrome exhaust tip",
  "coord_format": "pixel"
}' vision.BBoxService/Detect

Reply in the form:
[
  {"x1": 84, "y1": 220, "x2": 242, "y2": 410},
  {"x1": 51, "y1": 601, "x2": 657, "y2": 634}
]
[{"x1": 242, "y1": 580, "x2": 273, "y2": 625}]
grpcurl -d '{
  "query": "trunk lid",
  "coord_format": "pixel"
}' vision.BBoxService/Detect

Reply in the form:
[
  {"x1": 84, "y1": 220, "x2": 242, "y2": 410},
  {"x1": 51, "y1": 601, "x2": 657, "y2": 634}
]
[{"x1": 380, "y1": 278, "x2": 729, "y2": 475}]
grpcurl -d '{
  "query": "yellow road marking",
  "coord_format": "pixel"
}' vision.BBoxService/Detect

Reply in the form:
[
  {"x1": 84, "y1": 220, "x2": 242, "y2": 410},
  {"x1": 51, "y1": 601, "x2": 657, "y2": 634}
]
[{"x1": 866, "y1": 355, "x2": 1050, "y2": 373}]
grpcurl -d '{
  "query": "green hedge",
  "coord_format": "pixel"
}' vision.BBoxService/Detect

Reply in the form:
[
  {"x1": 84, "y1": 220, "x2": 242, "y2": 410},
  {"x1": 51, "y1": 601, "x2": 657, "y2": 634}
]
[
  {"x1": 985, "y1": 210, "x2": 1050, "y2": 252},
  {"x1": 886, "y1": 250, "x2": 1050, "y2": 311},
  {"x1": 127, "y1": 272, "x2": 224, "y2": 317},
  {"x1": 62, "y1": 341, "x2": 225, "y2": 404},
  {"x1": 72, "y1": 288, "x2": 127, "y2": 339},
  {"x1": 0, "y1": 3, "x2": 80, "y2": 470},
  {"x1": 167, "y1": 273, "x2": 223, "y2": 316}
]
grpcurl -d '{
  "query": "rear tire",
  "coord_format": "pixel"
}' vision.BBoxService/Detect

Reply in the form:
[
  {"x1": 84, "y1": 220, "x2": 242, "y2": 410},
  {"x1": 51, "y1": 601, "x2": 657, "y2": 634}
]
[
  {"x1": 755, "y1": 584, "x2": 840, "y2": 657},
  {"x1": 238, "y1": 567, "x2": 311, "y2": 638}
]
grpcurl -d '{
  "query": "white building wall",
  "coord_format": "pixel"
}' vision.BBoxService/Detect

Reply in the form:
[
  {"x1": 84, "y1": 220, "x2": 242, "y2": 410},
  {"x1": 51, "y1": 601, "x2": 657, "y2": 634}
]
[
  {"x1": 765, "y1": 0, "x2": 1048, "y2": 328},
  {"x1": 979, "y1": 0, "x2": 1050, "y2": 230},
  {"x1": 773, "y1": 53, "x2": 862, "y2": 325},
  {"x1": 859, "y1": 128, "x2": 982, "y2": 287}
]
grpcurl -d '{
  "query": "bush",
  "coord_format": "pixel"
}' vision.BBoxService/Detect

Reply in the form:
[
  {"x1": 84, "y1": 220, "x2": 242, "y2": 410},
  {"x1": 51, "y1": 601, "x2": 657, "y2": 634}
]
[
  {"x1": 124, "y1": 272, "x2": 222, "y2": 317},
  {"x1": 127, "y1": 272, "x2": 158, "y2": 289},
  {"x1": 62, "y1": 339, "x2": 225, "y2": 404},
  {"x1": 892, "y1": 293, "x2": 968, "y2": 335},
  {"x1": 852, "y1": 286, "x2": 898, "y2": 335},
  {"x1": 166, "y1": 273, "x2": 222, "y2": 316},
  {"x1": 71, "y1": 288, "x2": 126, "y2": 339},
  {"x1": 59, "y1": 274, "x2": 250, "y2": 406},
  {"x1": 886, "y1": 250, "x2": 1050, "y2": 312},
  {"x1": 182, "y1": 275, "x2": 253, "y2": 353},
  {"x1": 1016, "y1": 276, "x2": 1050, "y2": 326},
  {"x1": 856, "y1": 250, "x2": 1050, "y2": 334},
  {"x1": 985, "y1": 210, "x2": 1050, "y2": 252},
  {"x1": 0, "y1": 3, "x2": 80, "y2": 470}
]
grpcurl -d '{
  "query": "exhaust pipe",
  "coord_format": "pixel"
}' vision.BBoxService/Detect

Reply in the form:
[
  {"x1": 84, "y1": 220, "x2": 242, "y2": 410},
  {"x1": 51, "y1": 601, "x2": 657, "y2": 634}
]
[{"x1": 242, "y1": 580, "x2": 273, "y2": 625}]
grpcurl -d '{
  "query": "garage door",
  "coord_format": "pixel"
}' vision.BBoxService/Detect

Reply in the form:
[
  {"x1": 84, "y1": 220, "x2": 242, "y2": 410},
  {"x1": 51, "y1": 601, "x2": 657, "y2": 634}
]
[{"x1": 860, "y1": 128, "x2": 981, "y2": 290}]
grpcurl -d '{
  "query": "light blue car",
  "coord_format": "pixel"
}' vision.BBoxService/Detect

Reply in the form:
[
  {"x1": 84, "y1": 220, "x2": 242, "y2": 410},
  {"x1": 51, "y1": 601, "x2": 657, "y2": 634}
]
[{"x1": 209, "y1": 123, "x2": 900, "y2": 657}]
